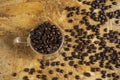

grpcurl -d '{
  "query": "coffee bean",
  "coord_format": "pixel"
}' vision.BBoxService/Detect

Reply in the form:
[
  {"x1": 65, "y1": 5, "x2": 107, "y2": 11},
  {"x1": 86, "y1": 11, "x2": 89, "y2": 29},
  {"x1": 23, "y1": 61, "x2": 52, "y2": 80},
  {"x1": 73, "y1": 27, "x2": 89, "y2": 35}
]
[
  {"x1": 23, "y1": 76, "x2": 29, "y2": 80},
  {"x1": 67, "y1": 12, "x2": 74, "y2": 17},
  {"x1": 41, "y1": 75, "x2": 47, "y2": 79},
  {"x1": 61, "y1": 63, "x2": 65, "y2": 66},
  {"x1": 48, "y1": 70, "x2": 53, "y2": 74},
  {"x1": 64, "y1": 74, "x2": 68, "y2": 78},
  {"x1": 29, "y1": 68, "x2": 35, "y2": 75},
  {"x1": 12, "y1": 73, "x2": 17, "y2": 77},
  {"x1": 96, "y1": 78, "x2": 102, "y2": 80},
  {"x1": 91, "y1": 68, "x2": 100, "y2": 72},
  {"x1": 78, "y1": 0, "x2": 82, "y2": 2},
  {"x1": 74, "y1": 64, "x2": 78, "y2": 68},
  {"x1": 67, "y1": 44, "x2": 72, "y2": 47},
  {"x1": 51, "y1": 62, "x2": 57, "y2": 66},
  {"x1": 68, "y1": 72, "x2": 73, "y2": 75},
  {"x1": 37, "y1": 70, "x2": 42, "y2": 73},
  {"x1": 52, "y1": 77, "x2": 58, "y2": 80},
  {"x1": 83, "y1": 72, "x2": 91, "y2": 77},
  {"x1": 112, "y1": 2, "x2": 117, "y2": 5},
  {"x1": 107, "y1": 74, "x2": 112, "y2": 77},
  {"x1": 36, "y1": 75, "x2": 41, "y2": 79},
  {"x1": 112, "y1": 73, "x2": 117, "y2": 77},
  {"x1": 75, "y1": 75, "x2": 80, "y2": 79},
  {"x1": 101, "y1": 70, "x2": 106, "y2": 75},
  {"x1": 64, "y1": 57, "x2": 69, "y2": 61},
  {"x1": 115, "y1": 20, "x2": 119, "y2": 24},
  {"x1": 24, "y1": 68, "x2": 29, "y2": 72},
  {"x1": 56, "y1": 68, "x2": 61, "y2": 72},
  {"x1": 74, "y1": 25, "x2": 79, "y2": 29},
  {"x1": 78, "y1": 61, "x2": 84, "y2": 65},
  {"x1": 64, "y1": 48, "x2": 70, "y2": 51},
  {"x1": 69, "y1": 61, "x2": 74, "y2": 66},
  {"x1": 68, "y1": 19, "x2": 73, "y2": 23}
]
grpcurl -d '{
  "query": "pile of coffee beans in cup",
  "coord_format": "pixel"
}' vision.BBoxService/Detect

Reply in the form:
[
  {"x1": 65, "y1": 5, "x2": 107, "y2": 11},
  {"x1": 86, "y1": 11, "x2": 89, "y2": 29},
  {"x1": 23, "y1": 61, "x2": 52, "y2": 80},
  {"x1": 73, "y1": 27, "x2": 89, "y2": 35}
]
[{"x1": 30, "y1": 22, "x2": 63, "y2": 54}]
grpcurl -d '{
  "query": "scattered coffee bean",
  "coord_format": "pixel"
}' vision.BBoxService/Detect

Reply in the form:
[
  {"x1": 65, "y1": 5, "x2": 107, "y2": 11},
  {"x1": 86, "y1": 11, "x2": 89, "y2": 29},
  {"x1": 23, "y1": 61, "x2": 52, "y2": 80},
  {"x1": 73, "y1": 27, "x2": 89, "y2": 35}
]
[
  {"x1": 12, "y1": 73, "x2": 17, "y2": 77},
  {"x1": 23, "y1": 76, "x2": 29, "y2": 80},
  {"x1": 68, "y1": 72, "x2": 73, "y2": 75},
  {"x1": 36, "y1": 75, "x2": 41, "y2": 79},
  {"x1": 96, "y1": 78, "x2": 102, "y2": 80},
  {"x1": 52, "y1": 77, "x2": 58, "y2": 80},
  {"x1": 37, "y1": 70, "x2": 42, "y2": 73},
  {"x1": 64, "y1": 74, "x2": 68, "y2": 78},
  {"x1": 112, "y1": 2, "x2": 117, "y2": 5},
  {"x1": 24, "y1": 68, "x2": 29, "y2": 72},
  {"x1": 75, "y1": 75, "x2": 80, "y2": 79},
  {"x1": 68, "y1": 19, "x2": 73, "y2": 23},
  {"x1": 29, "y1": 68, "x2": 35, "y2": 75},
  {"x1": 83, "y1": 72, "x2": 91, "y2": 77},
  {"x1": 49, "y1": 70, "x2": 53, "y2": 74}
]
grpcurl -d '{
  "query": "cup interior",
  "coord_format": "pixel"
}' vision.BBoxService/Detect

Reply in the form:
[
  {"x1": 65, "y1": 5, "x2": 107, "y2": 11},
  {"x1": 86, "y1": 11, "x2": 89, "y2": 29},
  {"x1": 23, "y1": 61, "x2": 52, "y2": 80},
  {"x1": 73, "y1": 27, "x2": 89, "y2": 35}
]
[{"x1": 27, "y1": 21, "x2": 64, "y2": 55}]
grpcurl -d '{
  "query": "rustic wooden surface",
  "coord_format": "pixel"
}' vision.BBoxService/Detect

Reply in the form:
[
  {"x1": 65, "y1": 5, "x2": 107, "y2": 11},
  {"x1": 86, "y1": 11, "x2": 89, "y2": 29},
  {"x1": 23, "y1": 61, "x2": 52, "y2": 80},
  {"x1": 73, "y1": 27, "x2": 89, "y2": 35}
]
[{"x1": 0, "y1": 0, "x2": 120, "y2": 80}]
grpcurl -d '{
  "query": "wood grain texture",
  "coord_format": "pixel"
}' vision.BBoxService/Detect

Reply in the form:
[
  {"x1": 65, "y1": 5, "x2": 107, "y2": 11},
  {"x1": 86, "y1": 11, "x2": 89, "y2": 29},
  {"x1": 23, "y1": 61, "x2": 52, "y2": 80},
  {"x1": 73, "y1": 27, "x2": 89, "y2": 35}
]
[{"x1": 0, "y1": 0, "x2": 120, "y2": 80}]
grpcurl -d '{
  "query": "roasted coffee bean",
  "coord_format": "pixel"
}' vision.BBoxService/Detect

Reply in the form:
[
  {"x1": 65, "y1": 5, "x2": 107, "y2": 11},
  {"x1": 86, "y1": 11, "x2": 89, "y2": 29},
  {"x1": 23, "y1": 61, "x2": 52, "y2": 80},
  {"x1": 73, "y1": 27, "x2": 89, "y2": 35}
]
[
  {"x1": 36, "y1": 75, "x2": 41, "y2": 79},
  {"x1": 37, "y1": 70, "x2": 42, "y2": 73},
  {"x1": 24, "y1": 68, "x2": 29, "y2": 72},
  {"x1": 68, "y1": 72, "x2": 73, "y2": 75},
  {"x1": 112, "y1": 2, "x2": 117, "y2": 5},
  {"x1": 91, "y1": 68, "x2": 100, "y2": 72},
  {"x1": 83, "y1": 72, "x2": 91, "y2": 77},
  {"x1": 12, "y1": 73, "x2": 17, "y2": 77},
  {"x1": 75, "y1": 75, "x2": 80, "y2": 79},
  {"x1": 49, "y1": 70, "x2": 53, "y2": 74},
  {"x1": 23, "y1": 76, "x2": 29, "y2": 80},
  {"x1": 69, "y1": 61, "x2": 74, "y2": 66},
  {"x1": 64, "y1": 74, "x2": 68, "y2": 78},
  {"x1": 61, "y1": 63, "x2": 65, "y2": 66},
  {"x1": 67, "y1": 12, "x2": 74, "y2": 17},
  {"x1": 96, "y1": 78, "x2": 102, "y2": 80},
  {"x1": 68, "y1": 19, "x2": 73, "y2": 23},
  {"x1": 74, "y1": 64, "x2": 78, "y2": 68},
  {"x1": 52, "y1": 77, "x2": 58, "y2": 80},
  {"x1": 29, "y1": 68, "x2": 35, "y2": 75}
]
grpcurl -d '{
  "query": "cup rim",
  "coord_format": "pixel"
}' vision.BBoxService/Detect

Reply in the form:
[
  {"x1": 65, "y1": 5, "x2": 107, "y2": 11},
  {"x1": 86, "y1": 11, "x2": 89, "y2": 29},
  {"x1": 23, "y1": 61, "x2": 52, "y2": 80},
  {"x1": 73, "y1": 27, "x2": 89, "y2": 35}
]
[{"x1": 27, "y1": 21, "x2": 64, "y2": 55}]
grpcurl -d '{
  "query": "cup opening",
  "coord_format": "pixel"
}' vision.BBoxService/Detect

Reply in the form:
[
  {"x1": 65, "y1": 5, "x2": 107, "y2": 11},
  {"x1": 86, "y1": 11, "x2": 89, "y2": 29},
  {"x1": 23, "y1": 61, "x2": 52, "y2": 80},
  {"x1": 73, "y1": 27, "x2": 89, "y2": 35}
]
[{"x1": 28, "y1": 21, "x2": 64, "y2": 55}]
